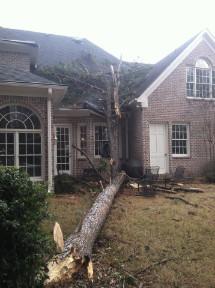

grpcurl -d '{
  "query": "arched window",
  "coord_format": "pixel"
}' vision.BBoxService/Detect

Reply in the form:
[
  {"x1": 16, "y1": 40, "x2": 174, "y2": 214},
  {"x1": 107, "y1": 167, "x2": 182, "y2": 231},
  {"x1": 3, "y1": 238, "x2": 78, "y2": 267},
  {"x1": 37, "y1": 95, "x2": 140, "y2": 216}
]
[
  {"x1": 0, "y1": 105, "x2": 42, "y2": 178},
  {"x1": 186, "y1": 58, "x2": 215, "y2": 98}
]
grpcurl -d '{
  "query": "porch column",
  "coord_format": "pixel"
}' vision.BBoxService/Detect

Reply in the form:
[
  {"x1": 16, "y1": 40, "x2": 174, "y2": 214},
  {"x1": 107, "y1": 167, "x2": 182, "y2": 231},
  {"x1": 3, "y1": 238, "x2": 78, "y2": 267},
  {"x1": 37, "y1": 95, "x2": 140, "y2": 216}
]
[{"x1": 47, "y1": 88, "x2": 52, "y2": 191}]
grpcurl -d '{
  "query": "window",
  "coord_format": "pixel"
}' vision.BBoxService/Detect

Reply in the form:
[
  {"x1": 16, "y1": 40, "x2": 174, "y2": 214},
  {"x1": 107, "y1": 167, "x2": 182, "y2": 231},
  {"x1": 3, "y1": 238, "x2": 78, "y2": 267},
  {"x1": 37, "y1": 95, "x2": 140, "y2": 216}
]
[
  {"x1": 94, "y1": 125, "x2": 109, "y2": 157},
  {"x1": 172, "y1": 124, "x2": 189, "y2": 156},
  {"x1": 77, "y1": 124, "x2": 87, "y2": 158},
  {"x1": 56, "y1": 126, "x2": 70, "y2": 172},
  {"x1": 186, "y1": 58, "x2": 215, "y2": 98},
  {"x1": 0, "y1": 105, "x2": 42, "y2": 177}
]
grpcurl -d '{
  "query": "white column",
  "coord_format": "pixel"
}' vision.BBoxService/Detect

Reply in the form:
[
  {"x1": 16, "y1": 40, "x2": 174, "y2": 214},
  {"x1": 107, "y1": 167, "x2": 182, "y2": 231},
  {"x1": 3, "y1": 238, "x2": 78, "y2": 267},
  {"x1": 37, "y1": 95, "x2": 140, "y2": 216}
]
[{"x1": 47, "y1": 88, "x2": 52, "y2": 192}]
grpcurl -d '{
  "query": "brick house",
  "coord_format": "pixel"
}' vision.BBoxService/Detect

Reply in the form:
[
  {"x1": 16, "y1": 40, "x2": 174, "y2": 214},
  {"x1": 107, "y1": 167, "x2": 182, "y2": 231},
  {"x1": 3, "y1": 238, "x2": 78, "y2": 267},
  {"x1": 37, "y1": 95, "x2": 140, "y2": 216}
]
[
  {"x1": 0, "y1": 26, "x2": 215, "y2": 188},
  {"x1": 0, "y1": 26, "x2": 123, "y2": 190},
  {"x1": 130, "y1": 29, "x2": 215, "y2": 176}
]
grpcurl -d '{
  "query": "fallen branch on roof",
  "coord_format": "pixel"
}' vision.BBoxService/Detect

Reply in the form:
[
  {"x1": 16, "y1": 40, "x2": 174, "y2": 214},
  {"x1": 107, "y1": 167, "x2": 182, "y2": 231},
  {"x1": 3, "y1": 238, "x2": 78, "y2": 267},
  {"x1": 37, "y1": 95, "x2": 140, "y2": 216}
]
[{"x1": 45, "y1": 172, "x2": 126, "y2": 286}]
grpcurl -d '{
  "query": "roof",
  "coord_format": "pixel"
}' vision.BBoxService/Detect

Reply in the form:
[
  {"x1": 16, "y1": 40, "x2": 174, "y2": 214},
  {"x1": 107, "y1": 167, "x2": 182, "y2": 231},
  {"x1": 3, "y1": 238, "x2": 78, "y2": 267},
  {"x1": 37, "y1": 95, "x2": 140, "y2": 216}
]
[
  {"x1": 135, "y1": 32, "x2": 200, "y2": 97},
  {"x1": 2, "y1": 27, "x2": 119, "y2": 71},
  {"x1": 0, "y1": 61, "x2": 61, "y2": 86},
  {"x1": 0, "y1": 26, "x2": 24, "y2": 41}
]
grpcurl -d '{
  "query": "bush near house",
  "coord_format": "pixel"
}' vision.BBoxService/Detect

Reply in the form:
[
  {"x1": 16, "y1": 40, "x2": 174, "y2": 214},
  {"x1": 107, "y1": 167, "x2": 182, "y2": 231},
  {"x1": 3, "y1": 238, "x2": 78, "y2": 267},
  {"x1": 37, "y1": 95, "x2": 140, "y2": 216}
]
[{"x1": 0, "y1": 166, "x2": 51, "y2": 288}]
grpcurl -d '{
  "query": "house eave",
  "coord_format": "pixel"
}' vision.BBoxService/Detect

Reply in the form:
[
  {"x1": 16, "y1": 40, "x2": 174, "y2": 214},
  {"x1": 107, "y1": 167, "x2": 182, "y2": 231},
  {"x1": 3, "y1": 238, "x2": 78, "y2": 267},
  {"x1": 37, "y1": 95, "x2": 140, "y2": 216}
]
[
  {"x1": 0, "y1": 82, "x2": 68, "y2": 104},
  {"x1": 55, "y1": 108, "x2": 105, "y2": 117}
]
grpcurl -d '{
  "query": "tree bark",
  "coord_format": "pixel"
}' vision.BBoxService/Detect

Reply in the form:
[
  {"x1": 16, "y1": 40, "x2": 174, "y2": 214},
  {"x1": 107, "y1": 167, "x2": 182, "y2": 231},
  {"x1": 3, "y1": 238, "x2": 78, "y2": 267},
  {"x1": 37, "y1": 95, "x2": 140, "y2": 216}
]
[{"x1": 45, "y1": 172, "x2": 126, "y2": 286}]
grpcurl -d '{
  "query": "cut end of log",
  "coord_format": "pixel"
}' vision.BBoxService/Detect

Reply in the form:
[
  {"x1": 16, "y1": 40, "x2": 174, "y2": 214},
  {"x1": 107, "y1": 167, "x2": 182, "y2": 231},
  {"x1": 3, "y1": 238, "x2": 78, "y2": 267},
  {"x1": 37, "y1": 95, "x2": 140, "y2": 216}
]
[
  {"x1": 53, "y1": 222, "x2": 64, "y2": 252},
  {"x1": 87, "y1": 260, "x2": 93, "y2": 282}
]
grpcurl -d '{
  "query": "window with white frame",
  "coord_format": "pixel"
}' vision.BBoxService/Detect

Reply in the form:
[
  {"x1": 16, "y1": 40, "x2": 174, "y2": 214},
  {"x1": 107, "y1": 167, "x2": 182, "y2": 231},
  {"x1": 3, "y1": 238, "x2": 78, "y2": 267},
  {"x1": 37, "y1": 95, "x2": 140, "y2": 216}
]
[
  {"x1": 172, "y1": 124, "x2": 189, "y2": 156},
  {"x1": 186, "y1": 58, "x2": 215, "y2": 98},
  {"x1": 94, "y1": 125, "x2": 109, "y2": 157},
  {"x1": 56, "y1": 126, "x2": 70, "y2": 172},
  {"x1": 0, "y1": 105, "x2": 42, "y2": 177},
  {"x1": 77, "y1": 124, "x2": 87, "y2": 158}
]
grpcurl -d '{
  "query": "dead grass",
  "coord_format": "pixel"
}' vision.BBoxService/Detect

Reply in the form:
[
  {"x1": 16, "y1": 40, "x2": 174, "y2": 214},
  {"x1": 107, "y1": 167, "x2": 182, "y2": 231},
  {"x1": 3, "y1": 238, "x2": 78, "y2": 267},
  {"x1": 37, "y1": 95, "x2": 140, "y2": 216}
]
[{"x1": 45, "y1": 182, "x2": 215, "y2": 287}]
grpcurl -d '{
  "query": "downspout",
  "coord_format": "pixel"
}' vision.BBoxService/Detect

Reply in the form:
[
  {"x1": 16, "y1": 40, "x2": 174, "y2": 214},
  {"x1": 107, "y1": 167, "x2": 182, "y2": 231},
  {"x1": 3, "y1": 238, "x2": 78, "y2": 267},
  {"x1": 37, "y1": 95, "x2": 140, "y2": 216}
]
[{"x1": 47, "y1": 88, "x2": 53, "y2": 192}]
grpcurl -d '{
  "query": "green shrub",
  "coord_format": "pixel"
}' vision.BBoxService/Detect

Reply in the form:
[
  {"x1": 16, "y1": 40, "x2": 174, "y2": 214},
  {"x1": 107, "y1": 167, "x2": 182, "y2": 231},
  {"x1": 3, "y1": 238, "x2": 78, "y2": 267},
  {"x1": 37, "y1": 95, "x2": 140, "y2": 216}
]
[
  {"x1": 54, "y1": 173, "x2": 79, "y2": 194},
  {"x1": 0, "y1": 166, "x2": 51, "y2": 288},
  {"x1": 205, "y1": 172, "x2": 215, "y2": 183}
]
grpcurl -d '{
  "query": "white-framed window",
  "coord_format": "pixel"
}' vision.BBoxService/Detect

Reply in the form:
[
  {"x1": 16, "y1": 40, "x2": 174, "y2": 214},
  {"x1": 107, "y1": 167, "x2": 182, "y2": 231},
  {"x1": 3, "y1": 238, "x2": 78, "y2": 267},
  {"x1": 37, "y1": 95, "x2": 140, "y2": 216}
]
[
  {"x1": 172, "y1": 124, "x2": 190, "y2": 157},
  {"x1": 0, "y1": 105, "x2": 42, "y2": 178},
  {"x1": 94, "y1": 124, "x2": 109, "y2": 157},
  {"x1": 77, "y1": 124, "x2": 87, "y2": 158},
  {"x1": 55, "y1": 126, "x2": 71, "y2": 173},
  {"x1": 186, "y1": 58, "x2": 215, "y2": 99}
]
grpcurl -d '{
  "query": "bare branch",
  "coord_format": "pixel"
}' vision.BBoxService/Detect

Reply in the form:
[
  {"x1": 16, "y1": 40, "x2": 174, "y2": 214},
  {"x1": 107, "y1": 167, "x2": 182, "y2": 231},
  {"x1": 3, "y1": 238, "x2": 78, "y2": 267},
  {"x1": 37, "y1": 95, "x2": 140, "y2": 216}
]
[{"x1": 71, "y1": 144, "x2": 109, "y2": 184}]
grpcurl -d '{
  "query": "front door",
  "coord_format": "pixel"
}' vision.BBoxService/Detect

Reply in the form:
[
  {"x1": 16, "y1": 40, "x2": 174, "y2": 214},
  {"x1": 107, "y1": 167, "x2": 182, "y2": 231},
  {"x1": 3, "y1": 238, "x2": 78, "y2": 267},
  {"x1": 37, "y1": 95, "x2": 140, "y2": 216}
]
[
  {"x1": 54, "y1": 126, "x2": 71, "y2": 175},
  {"x1": 149, "y1": 123, "x2": 168, "y2": 174}
]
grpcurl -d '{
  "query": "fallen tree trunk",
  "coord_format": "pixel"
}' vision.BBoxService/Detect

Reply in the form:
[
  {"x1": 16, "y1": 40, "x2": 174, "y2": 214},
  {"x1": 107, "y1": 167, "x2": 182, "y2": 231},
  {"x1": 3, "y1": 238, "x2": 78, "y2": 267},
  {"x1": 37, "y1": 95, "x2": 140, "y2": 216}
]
[{"x1": 45, "y1": 172, "x2": 126, "y2": 286}]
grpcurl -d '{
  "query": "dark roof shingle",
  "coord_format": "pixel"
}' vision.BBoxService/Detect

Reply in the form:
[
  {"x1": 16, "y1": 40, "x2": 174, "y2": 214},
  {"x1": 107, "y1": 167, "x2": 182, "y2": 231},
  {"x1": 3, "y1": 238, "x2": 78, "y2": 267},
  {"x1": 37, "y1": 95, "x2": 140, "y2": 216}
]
[
  {"x1": 3, "y1": 27, "x2": 119, "y2": 71},
  {"x1": 0, "y1": 61, "x2": 60, "y2": 85}
]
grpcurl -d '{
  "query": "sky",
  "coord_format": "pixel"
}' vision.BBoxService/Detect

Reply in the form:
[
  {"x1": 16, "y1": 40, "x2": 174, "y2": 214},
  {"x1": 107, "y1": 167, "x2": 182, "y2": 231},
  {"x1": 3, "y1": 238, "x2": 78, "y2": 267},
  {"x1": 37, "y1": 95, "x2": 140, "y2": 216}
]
[{"x1": 2, "y1": 0, "x2": 215, "y2": 64}]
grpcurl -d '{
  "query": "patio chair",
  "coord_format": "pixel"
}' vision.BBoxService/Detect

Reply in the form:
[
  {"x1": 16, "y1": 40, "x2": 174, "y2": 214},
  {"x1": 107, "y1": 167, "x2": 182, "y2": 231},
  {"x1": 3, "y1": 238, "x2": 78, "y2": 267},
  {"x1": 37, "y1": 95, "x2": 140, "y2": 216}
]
[
  {"x1": 164, "y1": 166, "x2": 185, "y2": 186},
  {"x1": 137, "y1": 166, "x2": 160, "y2": 193}
]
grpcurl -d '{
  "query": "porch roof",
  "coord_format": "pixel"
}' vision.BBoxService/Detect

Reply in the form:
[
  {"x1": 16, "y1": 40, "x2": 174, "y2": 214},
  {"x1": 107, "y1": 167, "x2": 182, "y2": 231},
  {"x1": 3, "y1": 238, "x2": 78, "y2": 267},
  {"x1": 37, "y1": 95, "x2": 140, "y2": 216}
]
[{"x1": 0, "y1": 61, "x2": 64, "y2": 86}]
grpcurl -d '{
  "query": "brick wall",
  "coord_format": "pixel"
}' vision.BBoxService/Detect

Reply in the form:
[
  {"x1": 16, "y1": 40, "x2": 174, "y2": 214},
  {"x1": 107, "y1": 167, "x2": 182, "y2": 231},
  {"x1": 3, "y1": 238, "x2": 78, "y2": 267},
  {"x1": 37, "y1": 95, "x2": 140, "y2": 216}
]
[
  {"x1": 54, "y1": 114, "x2": 107, "y2": 177},
  {"x1": 133, "y1": 40, "x2": 215, "y2": 176},
  {"x1": 0, "y1": 51, "x2": 30, "y2": 71}
]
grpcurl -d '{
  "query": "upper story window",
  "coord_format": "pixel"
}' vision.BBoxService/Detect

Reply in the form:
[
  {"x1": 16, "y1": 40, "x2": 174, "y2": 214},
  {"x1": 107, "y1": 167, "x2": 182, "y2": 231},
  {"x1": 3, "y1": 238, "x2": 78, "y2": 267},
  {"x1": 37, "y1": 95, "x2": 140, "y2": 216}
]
[{"x1": 186, "y1": 58, "x2": 215, "y2": 99}]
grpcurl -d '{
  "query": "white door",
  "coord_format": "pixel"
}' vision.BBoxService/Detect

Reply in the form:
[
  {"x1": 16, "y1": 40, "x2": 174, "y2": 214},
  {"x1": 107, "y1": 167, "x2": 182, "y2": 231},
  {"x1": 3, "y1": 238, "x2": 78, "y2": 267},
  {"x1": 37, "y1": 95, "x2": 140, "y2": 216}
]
[
  {"x1": 54, "y1": 126, "x2": 71, "y2": 175},
  {"x1": 149, "y1": 123, "x2": 168, "y2": 174}
]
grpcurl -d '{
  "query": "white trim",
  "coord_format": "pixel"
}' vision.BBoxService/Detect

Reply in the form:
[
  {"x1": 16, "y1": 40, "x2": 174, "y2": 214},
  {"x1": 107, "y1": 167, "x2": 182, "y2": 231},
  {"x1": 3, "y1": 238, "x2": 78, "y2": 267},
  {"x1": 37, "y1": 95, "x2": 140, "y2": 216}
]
[
  {"x1": 171, "y1": 123, "x2": 190, "y2": 158},
  {"x1": 138, "y1": 30, "x2": 215, "y2": 107},
  {"x1": 93, "y1": 123, "x2": 107, "y2": 158},
  {"x1": 54, "y1": 124, "x2": 72, "y2": 176},
  {"x1": 47, "y1": 89, "x2": 52, "y2": 191},
  {"x1": 77, "y1": 123, "x2": 87, "y2": 159},
  {"x1": 149, "y1": 123, "x2": 169, "y2": 174}
]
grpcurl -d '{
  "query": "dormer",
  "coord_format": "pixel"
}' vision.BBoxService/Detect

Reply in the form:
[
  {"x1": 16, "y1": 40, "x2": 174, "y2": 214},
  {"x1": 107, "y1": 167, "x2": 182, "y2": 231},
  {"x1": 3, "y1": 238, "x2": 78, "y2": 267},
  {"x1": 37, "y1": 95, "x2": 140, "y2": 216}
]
[{"x1": 0, "y1": 39, "x2": 39, "y2": 72}]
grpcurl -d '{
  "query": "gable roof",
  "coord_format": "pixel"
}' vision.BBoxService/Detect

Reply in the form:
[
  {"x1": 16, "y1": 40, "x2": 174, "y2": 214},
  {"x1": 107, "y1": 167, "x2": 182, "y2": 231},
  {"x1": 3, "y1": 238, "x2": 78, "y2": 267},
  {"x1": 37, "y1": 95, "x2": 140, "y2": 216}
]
[
  {"x1": 135, "y1": 33, "x2": 199, "y2": 97},
  {"x1": 136, "y1": 29, "x2": 215, "y2": 107},
  {"x1": 1, "y1": 27, "x2": 119, "y2": 72}
]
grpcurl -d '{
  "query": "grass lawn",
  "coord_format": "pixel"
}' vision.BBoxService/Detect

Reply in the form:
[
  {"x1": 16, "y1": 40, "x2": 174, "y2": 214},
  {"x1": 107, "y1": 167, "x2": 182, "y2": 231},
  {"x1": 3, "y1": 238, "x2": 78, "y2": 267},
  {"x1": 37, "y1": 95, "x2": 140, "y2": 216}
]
[{"x1": 45, "y1": 182, "x2": 215, "y2": 288}]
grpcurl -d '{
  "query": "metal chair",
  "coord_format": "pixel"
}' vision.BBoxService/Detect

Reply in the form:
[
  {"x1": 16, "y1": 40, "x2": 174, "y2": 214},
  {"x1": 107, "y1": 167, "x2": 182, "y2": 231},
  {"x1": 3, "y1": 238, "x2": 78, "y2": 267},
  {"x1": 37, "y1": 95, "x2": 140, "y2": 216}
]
[{"x1": 138, "y1": 166, "x2": 160, "y2": 194}]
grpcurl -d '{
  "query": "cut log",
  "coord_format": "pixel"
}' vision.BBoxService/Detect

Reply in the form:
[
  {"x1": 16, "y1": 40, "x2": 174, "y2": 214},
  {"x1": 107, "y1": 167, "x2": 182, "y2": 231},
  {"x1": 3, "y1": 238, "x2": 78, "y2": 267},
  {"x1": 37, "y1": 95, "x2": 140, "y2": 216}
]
[
  {"x1": 45, "y1": 172, "x2": 126, "y2": 286},
  {"x1": 155, "y1": 187, "x2": 177, "y2": 194},
  {"x1": 173, "y1": 187, "x2": 204, "y2": 193}
]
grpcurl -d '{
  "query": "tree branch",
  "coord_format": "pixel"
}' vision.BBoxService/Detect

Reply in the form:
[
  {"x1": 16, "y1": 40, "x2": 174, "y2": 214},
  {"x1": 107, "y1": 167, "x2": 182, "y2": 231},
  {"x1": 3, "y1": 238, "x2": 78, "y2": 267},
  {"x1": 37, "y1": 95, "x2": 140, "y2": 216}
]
[
  {"x1": 53, "y1": 72, "x2": 106, "y2": 94},
  {"x1": 71, "y1": 144, "x2": 109, "y2": 184}
]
